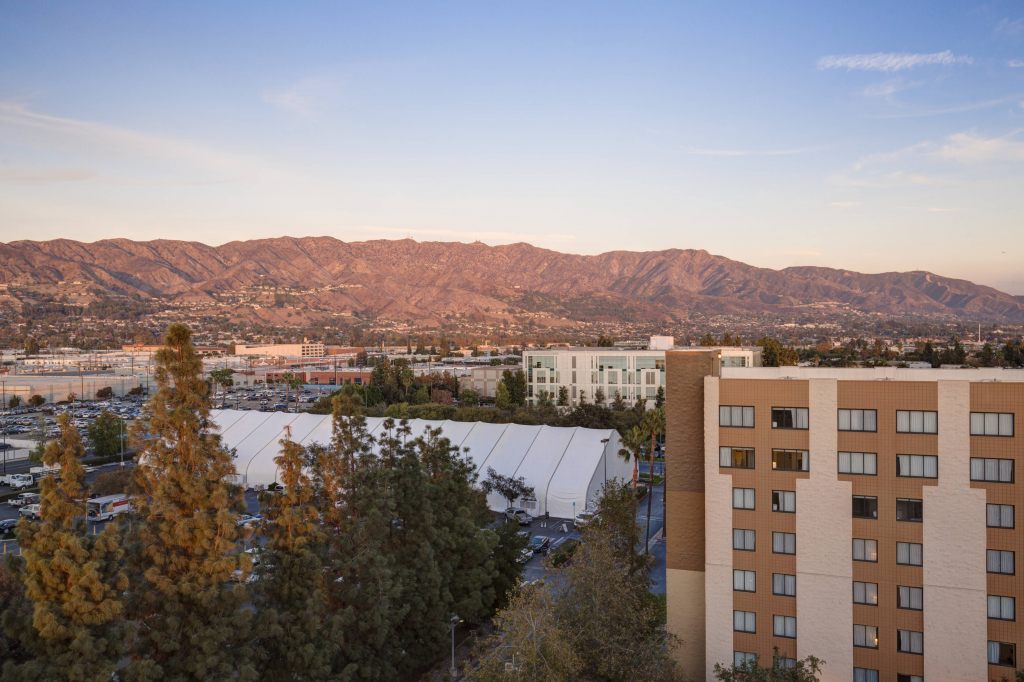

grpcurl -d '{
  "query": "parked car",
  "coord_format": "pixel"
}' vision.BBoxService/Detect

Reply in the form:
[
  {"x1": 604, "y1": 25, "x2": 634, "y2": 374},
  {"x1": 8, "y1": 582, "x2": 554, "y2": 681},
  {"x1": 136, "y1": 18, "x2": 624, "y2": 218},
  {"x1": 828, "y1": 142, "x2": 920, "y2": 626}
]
[
  {"x1": 517, "y1": 547, "x2": 534, "y2": 564},
  {"x1": 1, "y1": 473, "x2": 34, "y2": 490},
  {"x1": 505, "y1": 508, "x2": 533, "y2": 526},
  {"x1": 573, "y1": 511, "x2": 598, "y2": 528},
  {"x1": 237, "y1": 513, "x2": 263, "y2": 528},
  {"x1": 528, "y1": 535, "x2": 551, "y2": 555},
  {"x1": 8, "y1": 492, "x2": 39, "y2": 507},
  {"x1": 0, "y1": 518, "x2": 17, "y2": 538},
  {"x1": 19, "y1": 503, "x2": 41, "y2": 520}
]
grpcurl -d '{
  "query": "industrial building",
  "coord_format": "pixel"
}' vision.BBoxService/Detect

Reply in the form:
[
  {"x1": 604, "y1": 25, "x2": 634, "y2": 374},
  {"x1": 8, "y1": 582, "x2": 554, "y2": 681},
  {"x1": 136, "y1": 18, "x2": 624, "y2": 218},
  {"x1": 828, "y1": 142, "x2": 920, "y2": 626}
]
[
  {"x1": 211, "y1": 409, "x2": 628, "y2": 518},
  {"x1": 664, "y1": 350, "x2": 1024, "y2": 681}
]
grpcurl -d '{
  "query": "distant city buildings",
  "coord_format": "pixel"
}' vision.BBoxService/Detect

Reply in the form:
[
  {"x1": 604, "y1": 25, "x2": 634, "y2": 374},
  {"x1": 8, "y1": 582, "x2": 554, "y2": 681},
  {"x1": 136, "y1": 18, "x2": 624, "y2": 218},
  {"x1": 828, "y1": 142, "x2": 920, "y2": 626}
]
[
  {"x1": 664, "y1": 350, "x2": 1024, "y2": 682},
  {"x1": 523, "y1": 337, "x2": 760, "y2": 407}
]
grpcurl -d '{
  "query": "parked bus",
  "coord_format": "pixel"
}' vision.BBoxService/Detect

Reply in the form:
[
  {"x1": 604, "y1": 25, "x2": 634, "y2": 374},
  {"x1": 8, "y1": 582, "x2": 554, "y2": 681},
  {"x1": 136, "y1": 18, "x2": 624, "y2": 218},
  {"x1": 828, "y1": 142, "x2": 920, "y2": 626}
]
[{"x1": 86, "y1": 494, "x2": 131, "y2": 521}]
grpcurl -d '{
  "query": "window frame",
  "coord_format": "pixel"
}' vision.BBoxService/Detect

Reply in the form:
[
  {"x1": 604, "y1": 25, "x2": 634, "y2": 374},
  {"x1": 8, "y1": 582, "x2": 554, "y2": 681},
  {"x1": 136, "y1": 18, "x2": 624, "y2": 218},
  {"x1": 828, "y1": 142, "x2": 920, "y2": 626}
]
[
  {"x1": 988, "y1": 594, "x2": 1015, "y2": 621},
  {"x1": 896, "y1": 498, "x2": 923, "y2": 523},
  {"x1": 896, "y1": 409, "x2": 938, "y2": 434},
  {"x1": 771, "y1": 448, "x2": 809, "y2": 472},
  {"x1": 896, "y1": 454, "x2": 938, "y2": 479},
  {"x1": 772, "y1": 614, "x2": 796, "y2": 639},
  {"x1": 772, "y1": 531, "x2": 796, "y2": 555},
  {"x1": 772, "y1": 490, "x2": 796, "y2": 513},
  {"x1": 854, "y1": 624, "x2": 879, "y2": 649},
  {"x1": 897, "y1": 542, "x2": 923, "y2": 566},
  {"x1": 853, "y1": 538, "x2": 878, "y2": 563},
  {"x1": 852, "y1": 495, "x2": 878, "y2": 519},
  {"x1": 989, "y1": 641, "x2": 1016, "y2": 667},
  {"x1": 733, "y1": 528, "x2": 756, "y2": 551},
  {"x1": 720, "y1": 446, "x2": 755, "y2": 469},
  {"x1": 838, "y1": 451, "x2": 877, "y2": 476},
  {"x1": 971, "y1": 412, "x2": 1014, "y2": 437},
  {"x1": 970, "y1": 457, "x2": 1014, "y2": 483},
  {"x1": 896, "y1": 629, "x2": 923, "y2": 655},
  {"x1": 720, "y1": 405, "x2": 755, "y2": 428},
  {"x1": 838, "y1": 408, "x2": 878, "y2": 432},
  {"x1": 987, "y1": 503, "x2": 1015, "y2": 529},
  {"x1": 733, "y1": 610, "x2": 756, "y2": 633},
  {"x1": 772, "y1": 573, "x2": 796, "y2": 597},
  {"x1": 733, "y1": 569, "x2": 756, "y2": 593},
  {"x1": 988, "y1": 549, "x2": 1015, "y2": 575},
  {"x1": 853, "y1": 581, "x2": 878, "y2": 606},
  {"x1": 898, "y1": 585, "x2": 923, "y2": 610},
  {"x1": 854, "y1": 669, "x2": 880, "y2": 682},
  {"x1": 771, "y1": 406, "x2": 808, "y2": 430},
  {"x1": 732, "y1": 487, "x2": 755, "y2": 510}
]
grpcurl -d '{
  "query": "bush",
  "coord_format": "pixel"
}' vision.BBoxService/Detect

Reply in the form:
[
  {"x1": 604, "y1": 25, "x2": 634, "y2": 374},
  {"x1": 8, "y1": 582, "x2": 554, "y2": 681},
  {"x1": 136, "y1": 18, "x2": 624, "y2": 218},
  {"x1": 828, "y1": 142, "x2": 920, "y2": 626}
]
[{"x1": 548, "y1": 539, "x2": 579, "y2": 567}]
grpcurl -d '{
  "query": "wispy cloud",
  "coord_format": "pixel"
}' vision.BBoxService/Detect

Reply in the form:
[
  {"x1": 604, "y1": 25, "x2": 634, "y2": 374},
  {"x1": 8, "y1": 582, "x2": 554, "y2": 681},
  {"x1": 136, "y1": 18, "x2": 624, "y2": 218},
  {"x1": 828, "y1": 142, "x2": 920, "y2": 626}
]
[
  {"x1": 829, "y1": 200, "x2": 861, "y2": 209},
  {"x1": 817, "y1": 50, "x2": 972, "y2": 72},
  {"x1": 262, "y1": 76, "x2": 339, "y2": 118},
  {"x1": 934, "y1": 130, "x2": 1024, "y2": 163},
  {"x1": 996, "y1": 18, "x2": 1024, "y2": 37},
  {"x1": 682, "y1": 145, "x2": 822, "y2": 158},
  {"x1": 0, "y1": 100, "x2": 291, "y2": 182},
  {"x1": 867, "y1": 95, "x2": 1022, "y2": 119},
  {"x1": 1010, "y1": 59, "x2": 1024, "y2": 68}
]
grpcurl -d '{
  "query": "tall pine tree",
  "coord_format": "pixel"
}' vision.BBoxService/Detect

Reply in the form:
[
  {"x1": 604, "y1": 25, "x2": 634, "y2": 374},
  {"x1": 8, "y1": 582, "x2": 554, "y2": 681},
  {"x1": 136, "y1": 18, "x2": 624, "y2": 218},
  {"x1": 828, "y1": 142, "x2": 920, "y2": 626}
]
[
  {"x1": 13, "y1": 413, "x2": 127, "y2": 682},
  {"x1": 124, "y1": 324, "x2": 254, "y2": 681},
  {"x1": 253, "y1": 438, "x2": 334, "y2": 681}
]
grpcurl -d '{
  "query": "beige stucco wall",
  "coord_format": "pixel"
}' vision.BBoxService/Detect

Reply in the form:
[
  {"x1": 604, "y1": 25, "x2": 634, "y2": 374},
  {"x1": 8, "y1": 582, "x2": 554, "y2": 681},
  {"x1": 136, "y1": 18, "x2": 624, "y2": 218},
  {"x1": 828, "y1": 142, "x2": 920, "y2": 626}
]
[
  {"x1": 924, "y1": 380, "x2": 987, "y2": 680},
  {"x1": 704, "y1": 376, "x2": 735, "y2": 678},
  {"x1": 796, "y1": 379, "x2": 853, "y2": 680}
]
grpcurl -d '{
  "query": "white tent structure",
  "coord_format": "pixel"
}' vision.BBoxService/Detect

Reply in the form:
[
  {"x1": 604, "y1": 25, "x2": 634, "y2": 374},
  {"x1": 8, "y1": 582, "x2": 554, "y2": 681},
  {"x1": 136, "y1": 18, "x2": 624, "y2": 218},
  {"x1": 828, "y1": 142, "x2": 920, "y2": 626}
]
[{"x1": 211, "y1": 409, "x2": 628, "y2": 519}]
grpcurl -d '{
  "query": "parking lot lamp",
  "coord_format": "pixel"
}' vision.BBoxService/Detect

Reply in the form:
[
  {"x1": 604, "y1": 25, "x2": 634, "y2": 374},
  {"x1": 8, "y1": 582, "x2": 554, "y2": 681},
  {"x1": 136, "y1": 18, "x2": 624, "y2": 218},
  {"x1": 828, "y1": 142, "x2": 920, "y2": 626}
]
[{"x1": 449, "y1": 613, "x2": 463, "y2": 678}]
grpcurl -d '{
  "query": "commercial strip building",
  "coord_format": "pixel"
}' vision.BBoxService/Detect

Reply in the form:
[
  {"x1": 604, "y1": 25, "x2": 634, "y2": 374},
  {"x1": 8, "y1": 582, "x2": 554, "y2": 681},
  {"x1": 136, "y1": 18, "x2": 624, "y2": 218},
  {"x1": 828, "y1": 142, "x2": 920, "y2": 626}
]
[
  {"x1": 211, "y1": 409, "x2": 628, "y2": 518},
  {"x1": 523, "y1": 339, "x2": 760, "y2": 408},
  {"x1": 664, "y1": 351, "x2": 1024, "y2": 681}
]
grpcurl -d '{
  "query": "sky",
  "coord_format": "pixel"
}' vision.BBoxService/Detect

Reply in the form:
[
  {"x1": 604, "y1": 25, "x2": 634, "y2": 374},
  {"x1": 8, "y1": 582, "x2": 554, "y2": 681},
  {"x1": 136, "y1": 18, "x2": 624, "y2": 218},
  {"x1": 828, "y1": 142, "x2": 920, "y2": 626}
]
[{"x1": 1, "y1": 1, "x2": 1023, "y2": 293}]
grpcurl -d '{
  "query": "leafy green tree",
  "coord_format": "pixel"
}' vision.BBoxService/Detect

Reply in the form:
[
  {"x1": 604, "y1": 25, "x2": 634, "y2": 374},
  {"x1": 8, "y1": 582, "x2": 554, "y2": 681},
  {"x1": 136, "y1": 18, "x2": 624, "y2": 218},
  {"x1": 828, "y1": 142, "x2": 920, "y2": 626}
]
[
  {"x1": 557, "y1": 385, "x2": 569, "y2": 407},
  {"x1": 23, "y1": 338, "x2": 40, "y2": 355},
  {"x1": 124, "y1": 324, "x2": 253, "y2": 681},
  {"x1": 481, "y1": 467, "x2": 535, "y2": 509},
  {"x1": 95, "y1": 386, "x2": 113, "y2": 400},
  {"x1": 495, "y1": 382, "x2": 513, "y2": 411},
  {"x1": 14, "y1": 413, "x2": 128, "y2": 681},
  {"x1": 27, "y1": 395, "x2": 44, "y2": 408},
  {"x1": 87, "y1": 409, "x2": 126, "y2": 458},
  {"x1": 594, "y1": 387, "x2": 606, "y2": 405},
  {"x1": 7, "y1": 395, "x2": 21, "y2": 410},
  {"x1": 979, "y1": 343, "x2": 996, "y2": 367},
  {"x1": 209, "y1": 368, "x2": 234, "y2": 408},
  {"x1": 713, "y1": 651, "x2": 823, "y2": 681},
  {"x1": 253, "y1": 438, "x2": 335, "y2": 681},
  {"x1": 460, "y1": 388, "x2": 480, "y2": 407},
  {"x1": 757, "y1": 337, "x2": 799, "y2": 367},
  {"x1": 500, "y1": 369, "x2": 527, "y2": 407}
]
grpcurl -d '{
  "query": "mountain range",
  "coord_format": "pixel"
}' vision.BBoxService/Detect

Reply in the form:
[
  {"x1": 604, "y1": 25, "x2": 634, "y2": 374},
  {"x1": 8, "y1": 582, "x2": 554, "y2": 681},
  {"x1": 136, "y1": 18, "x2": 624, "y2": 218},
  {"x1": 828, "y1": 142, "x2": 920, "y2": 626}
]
[{"x1": 1, "y1": 237, "x2": 1022, "y2": 325}]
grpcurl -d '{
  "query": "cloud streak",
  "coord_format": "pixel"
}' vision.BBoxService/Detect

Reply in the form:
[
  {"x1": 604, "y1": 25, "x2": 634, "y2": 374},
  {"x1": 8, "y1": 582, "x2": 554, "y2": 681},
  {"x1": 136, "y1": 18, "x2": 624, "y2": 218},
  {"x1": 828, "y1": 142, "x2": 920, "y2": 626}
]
[
  {"x1": 817, "y1": 50, "x2": 972, "y2": 72},
  {"x1": 682, "y1": 145, "x2": 823, "y2": 158}
]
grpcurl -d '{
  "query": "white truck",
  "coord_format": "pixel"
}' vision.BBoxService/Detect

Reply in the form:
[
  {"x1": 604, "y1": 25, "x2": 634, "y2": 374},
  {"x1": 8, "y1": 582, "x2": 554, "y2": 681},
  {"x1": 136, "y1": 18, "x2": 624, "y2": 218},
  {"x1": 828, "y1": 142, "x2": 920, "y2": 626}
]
[
  {"x1": 86, "y1": 494, "x2": 132, "y2": 521},
  {"x1": 29, "y1": 463, "x2": 61, "y2": 480},
  {"x1": 0, "y1": 473, "x2": 34, "y2": 489}
]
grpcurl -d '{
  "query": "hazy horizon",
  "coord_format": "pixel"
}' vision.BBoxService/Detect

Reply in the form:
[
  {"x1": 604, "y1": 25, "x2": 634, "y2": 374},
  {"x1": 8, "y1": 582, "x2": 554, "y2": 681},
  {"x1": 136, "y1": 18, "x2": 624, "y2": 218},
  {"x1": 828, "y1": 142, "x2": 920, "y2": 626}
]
[{"x1": 2, "y1": 2, "x2": 1023, "y2": 293}]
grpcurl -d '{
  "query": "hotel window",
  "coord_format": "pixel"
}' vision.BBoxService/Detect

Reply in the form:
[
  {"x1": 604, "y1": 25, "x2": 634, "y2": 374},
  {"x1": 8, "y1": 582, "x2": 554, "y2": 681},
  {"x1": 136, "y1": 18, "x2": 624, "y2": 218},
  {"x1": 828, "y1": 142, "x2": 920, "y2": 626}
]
[
  {"x1": 772, "y1": 449, "x2": 809, "y2": 472},
  {"x1": 971, "y1": 412, "x2": 1014, "y2": 437},
  {"x1": 732, "y1": 488, "x2": 755, "y2": 510},
  {"x1": 989, "y1": 641, "x2": 1016, "y2": 667},
  {"x1": 971, "y1": 458, "x2": 1014, "y2": 483},
  {"x1": 897, "y1": 542, "x2": 923, "y2": 566},
  {"x1": 854, "y1": 624, "x2": 879, "y2": 649},
  {"x1": 771, "y1": 407, "x2": 808, "y2": 429},
  {"x1": 852, "y1": 495, "x2": 878, "y2": 519},
  {"x1": 989, "y1": 595, "x2": 1015, "y2": 621},
  {"x1": 897, "y1": 676, "x2": 923, "y2": 682},
  {"x1": 988, "y1": 504, "x2": 1014, "y2": 528},
  {"x1": 733, "y1": 528, "x2": 756, "y2": 551},
  {"x1": 896, "y1": 498, "x2": 923, "y2": 522},
  {"x1": 733, "y1": 610, "x2": 756, "y2": 633},
  {"x1": 838, "y1": 451, "x2": 877, "y2": 475},
  {"x1": 734, "y1": 652, "x2": 758, "y2": 667},
  {"x1": 734, "y1": 569, "x2": 756, "y2": 592},
  {"x1": 720, "y1": 447, "x2": 755, "y2": 469},
  {"x1": 720, "y1": 405, "x2": 755, "y2": 428},
  {"x1": 896, "y1": 410, "x2": 937, "y2": 434},
  {"x1": 896, "y1": 454, "x2": 938, "y2": 478},
  {"x1": 853, "y1": 581, "x2": 878, "y2": 605},
  {"x1": 772, "y1": 532, "x2": 796, "y2": 555},
  {"x1": 854, "y1": 670, "x2": 880, "y2": 682},
  {"x1": 773, "y1": 615, "x2": 796, "y2": 638},
  {"x1": 988, "y1": 550, "x2": 1015, "y2": 575},
  {"x1": 772, "y1": 490, "x2": 795, "y2": 513},
  {"x1": 897, "y1": 630, "x2": 923, "y2": 655},
  {"x1": 773, "y1": 656, "x2": 796, "y2": 669},
  {"x1": 853, "y1": 538, "x2": 878, "y2": 562},
  {"x1": 838, "y1": 408, "x2": 877, "y2": 432},
  {"x1": 898, "y1": 586, "x2": 923, "y2": 610},
  {"x1": 772, "y1": 573, "x2": 796, "y2": 596}
]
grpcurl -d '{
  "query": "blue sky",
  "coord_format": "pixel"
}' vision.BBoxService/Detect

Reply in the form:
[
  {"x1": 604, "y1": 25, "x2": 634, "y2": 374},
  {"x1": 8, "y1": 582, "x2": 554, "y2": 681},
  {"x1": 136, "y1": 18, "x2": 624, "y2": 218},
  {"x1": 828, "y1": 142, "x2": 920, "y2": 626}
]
[{"x1": 2, "y1": 2, "x2": 1023, "y2": 293}]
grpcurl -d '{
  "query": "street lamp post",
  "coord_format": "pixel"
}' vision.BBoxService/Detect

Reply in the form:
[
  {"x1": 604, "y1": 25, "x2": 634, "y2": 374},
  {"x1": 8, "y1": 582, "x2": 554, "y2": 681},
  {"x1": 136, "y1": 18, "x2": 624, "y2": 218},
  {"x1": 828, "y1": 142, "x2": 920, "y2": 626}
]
[{"x1": 449, "y1": 614, "x2": 462, "y2": 679}]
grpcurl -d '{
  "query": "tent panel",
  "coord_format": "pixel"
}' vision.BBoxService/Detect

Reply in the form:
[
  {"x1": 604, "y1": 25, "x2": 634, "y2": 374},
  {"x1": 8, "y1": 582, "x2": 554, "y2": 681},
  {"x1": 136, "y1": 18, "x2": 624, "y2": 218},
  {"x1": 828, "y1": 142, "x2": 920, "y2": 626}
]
[
  {"x1": 482, "y1": 424, "x2": 543, "y2": 511},
  {"x1": 509, "y1": 426, "x2": 577, "y2": 516},
  {"x1": 546, "y1": 428, "x2": 619, "y2": 519}
]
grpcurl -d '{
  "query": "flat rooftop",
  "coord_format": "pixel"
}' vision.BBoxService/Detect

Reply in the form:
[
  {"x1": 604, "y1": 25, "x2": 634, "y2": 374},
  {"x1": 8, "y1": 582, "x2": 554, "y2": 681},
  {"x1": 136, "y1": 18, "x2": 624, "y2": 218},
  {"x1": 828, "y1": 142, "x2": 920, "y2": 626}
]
[{"x1": 718, "y1": 366, "x2": 1024, "y2": 382}]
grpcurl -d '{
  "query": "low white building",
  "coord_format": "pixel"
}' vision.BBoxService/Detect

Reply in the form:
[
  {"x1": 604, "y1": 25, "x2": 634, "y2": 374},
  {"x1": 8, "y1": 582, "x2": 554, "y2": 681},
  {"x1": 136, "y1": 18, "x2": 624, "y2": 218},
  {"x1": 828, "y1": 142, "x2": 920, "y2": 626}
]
[{"x1": 211, "y1": 409, "x2": 628, "y2": 519}]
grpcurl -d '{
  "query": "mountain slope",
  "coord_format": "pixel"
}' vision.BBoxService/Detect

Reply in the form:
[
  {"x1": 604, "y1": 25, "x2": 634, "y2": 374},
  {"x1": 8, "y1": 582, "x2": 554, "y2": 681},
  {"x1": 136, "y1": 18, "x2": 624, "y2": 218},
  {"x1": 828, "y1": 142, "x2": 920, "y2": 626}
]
[{"x1": 1, "y1": 237, "x2": 1021, "y2": 324}]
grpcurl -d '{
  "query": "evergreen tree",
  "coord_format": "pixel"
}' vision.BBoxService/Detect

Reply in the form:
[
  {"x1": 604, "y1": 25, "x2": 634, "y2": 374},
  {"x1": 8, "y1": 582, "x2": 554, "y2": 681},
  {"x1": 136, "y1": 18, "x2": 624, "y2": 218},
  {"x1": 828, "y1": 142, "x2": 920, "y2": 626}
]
[
  {"x1": 253, "y1": 438, "x2": 334, "y2": 681},
  {"x1": 14, "y1": 413, "x2": 127, "y2": 681},
  {"x1": 124, "y1": 324, "x2": 254, "y2": 681},
  {"x1": 0, "y1": 556, "x2": 40, "y2": 673},
  {"x1": 495, "y1": 382, "x2": 513, "y2": 411},
  {"x1": 86, "y1": 409, "x2": 126, "y2": 458},
  {"x1": 556, "y1": 385, "x2": 569, "y2": 407}
]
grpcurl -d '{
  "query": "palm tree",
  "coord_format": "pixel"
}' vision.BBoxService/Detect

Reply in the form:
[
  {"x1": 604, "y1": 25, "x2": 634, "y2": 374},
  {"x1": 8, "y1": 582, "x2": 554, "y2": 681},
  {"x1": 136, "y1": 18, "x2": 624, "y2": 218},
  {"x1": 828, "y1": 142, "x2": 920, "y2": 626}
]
[
  {"x1": 640, "y1": 407, "x2": 665, "y2": 555},
  {"x1": 617, "y1": 424, "x2": 646, "y2": 490}
]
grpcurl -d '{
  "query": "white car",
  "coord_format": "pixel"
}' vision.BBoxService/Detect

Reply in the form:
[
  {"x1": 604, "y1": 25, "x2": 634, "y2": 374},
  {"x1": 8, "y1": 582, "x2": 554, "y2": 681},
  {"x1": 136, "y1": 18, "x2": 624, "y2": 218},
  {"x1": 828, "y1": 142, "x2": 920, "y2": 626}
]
[
  {"x1": 236, "y1": 514, "x2": 263, "y2": 528},
  {"x1": 19, "y1": 503, "x2": 41, "y2": 520},
  {"x1": 573, "y1": 511, "x2": 599, "y2": 528}
]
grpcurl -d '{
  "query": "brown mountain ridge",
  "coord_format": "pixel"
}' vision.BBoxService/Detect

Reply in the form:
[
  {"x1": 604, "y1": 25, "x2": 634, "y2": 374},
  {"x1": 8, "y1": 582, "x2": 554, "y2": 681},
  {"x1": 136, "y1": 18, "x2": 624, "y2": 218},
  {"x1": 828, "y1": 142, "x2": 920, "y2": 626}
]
[{"x1": 1, "y1": 236, "x2": 1022, "y2": 324}]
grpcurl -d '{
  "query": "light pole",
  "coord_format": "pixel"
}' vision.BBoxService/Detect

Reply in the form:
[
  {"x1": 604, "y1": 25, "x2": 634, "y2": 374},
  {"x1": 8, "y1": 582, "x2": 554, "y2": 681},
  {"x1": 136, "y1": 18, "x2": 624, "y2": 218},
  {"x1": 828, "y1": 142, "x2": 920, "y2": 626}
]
[{"x1": 449, "y1": 614, "x2": 462, "y2": 679}]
